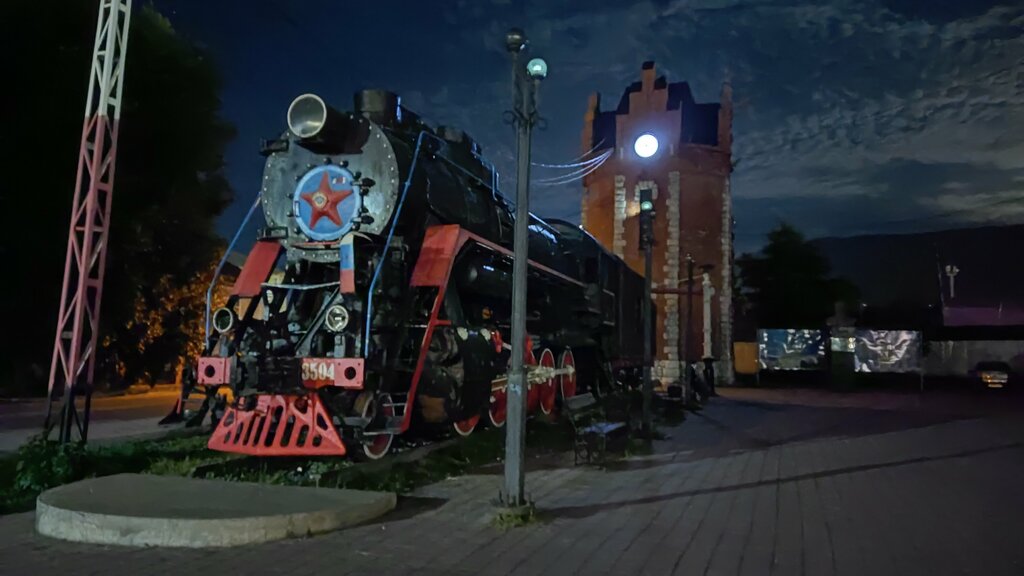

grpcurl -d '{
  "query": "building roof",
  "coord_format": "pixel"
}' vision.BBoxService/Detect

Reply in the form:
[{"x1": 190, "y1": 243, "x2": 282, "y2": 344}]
[
  {"x1": 813, "y1": 224, "x2": 1024, "y2": 327},
  {"x1": 590, "y1": 62, "x2": 721, "y2": 152},
  {"x1": 942, "y1": 306, "x2": 1024, "y2": 327}
]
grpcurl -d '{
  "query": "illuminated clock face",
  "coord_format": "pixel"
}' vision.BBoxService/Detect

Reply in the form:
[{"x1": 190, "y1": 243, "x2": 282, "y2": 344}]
[{"x1": 634, "y1": 133, "x2": 659, "y2": 158}]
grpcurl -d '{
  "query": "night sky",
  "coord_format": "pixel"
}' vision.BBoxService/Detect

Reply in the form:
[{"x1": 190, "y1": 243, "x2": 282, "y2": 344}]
[{"x1": 152, "y1": 0, "x2": 1023, "y2": 254}]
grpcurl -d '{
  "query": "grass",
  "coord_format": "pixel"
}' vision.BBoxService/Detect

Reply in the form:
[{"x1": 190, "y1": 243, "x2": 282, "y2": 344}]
[
  {"x1": 0, "y1": 430, "x2": 235, "y2": 515},
  {"x1": 0, "y1": 395, "x2": 658, "y2": 516},
  {"x1": 331, "y1": 426, "x2": 507, "y2": 493},
  {"x1": 491, "y1": 503, "x2": 540, "y2": 530},
  {"x1": 0, "y1": 422, "x2": 526, "y2": 517}
]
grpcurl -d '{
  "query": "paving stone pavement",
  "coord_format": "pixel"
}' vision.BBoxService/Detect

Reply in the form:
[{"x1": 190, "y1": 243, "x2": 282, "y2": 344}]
[{"x1": 2, "y1": 387, "x2": 1023, "y2": 576}]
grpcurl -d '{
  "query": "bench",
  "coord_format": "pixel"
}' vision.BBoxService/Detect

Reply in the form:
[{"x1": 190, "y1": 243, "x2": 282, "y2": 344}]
[{"x1": 563, "y1": 392, "x2": 630, "y2": 465}]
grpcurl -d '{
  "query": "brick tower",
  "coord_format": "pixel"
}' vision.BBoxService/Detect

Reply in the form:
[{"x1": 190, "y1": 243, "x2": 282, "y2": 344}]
[{"x1": 580, "y1": 61, "x2": 734, "y2": 385}]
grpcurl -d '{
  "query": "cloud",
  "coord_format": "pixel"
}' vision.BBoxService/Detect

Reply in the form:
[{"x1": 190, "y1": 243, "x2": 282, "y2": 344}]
[
  {"x1": 932, "y1": 190, "x2": 1024, "y2": 223},
  {"x1": 733, "y1": 159, "x2": 1024, "y2": 252},
  {"x1": 202, "y1": 0, "x2": 1024, "y2": 247},
  {"x1": 714, "y1": 1, "x2": 1024, "y2": 244}
]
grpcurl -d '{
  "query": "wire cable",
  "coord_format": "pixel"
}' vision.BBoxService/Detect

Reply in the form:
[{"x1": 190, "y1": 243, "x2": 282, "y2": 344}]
[
  {"x1": 533, "y1": 149, "x2": 611, "y2": 184},
  {"x1": 532, "y1": 139, "x2": 608, "y2": 169},
  {"x1": 535, "y1": 151, "x2": 612, "y2": 186},
  {"x1": 531, "y1": 149, "x2": 610, "y2": 171}
]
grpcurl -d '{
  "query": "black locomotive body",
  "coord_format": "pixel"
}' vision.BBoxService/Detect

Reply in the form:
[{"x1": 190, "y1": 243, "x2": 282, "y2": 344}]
[{"x1": 196, "y1": 89, "x2": 645, "y2": 459}]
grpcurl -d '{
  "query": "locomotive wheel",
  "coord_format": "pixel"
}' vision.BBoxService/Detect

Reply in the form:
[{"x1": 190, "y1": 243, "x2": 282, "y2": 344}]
[
  {"x1": 355, "y1": 392, "x2": 394, "y2": 460},
  {"x1": 453, "y1": 414, "x2": 480, "y2": 436},
  {"x1": 559, "y1": 348, "x2": 577, "y2": 401},
  {"x1": 538, "y1": 348, "x2": 557, "y2": 415},
  {"x1": 489, "y1": 336, "x2": 535, "y2": 428},
  {"x1": 488, "y1": 385, "x2": 507, "y2": 428},
  {"x1": 524, "y1": 340, "x2": 540, "y2": 413}
]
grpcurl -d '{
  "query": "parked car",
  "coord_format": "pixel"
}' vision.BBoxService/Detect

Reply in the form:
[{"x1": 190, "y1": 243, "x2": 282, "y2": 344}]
[{"x1": 968, "y1": 361, "x2": 1012, "y2": 390}]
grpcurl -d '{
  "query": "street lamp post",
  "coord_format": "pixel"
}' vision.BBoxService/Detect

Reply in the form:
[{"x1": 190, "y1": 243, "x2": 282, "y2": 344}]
[
  {"x1": 634, "y1": 133, "x2": 659, "y2": 432},
  {"x1": 684, "y1": 254, "x2": 695, "y2": 397},
  {"x1": 638, "y1": 187, "x2": 655, "y2": 434},
  {"x1": 502, "y1": 27, "x2": 546, "y2": 509},
  {"x1": 700, "y1": 263, "x2": 717, "y2": 396}
]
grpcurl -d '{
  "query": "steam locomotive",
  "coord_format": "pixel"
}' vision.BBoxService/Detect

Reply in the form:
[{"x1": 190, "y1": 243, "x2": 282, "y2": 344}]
[{"x1": 189, "y1": 89, "x2": 646, "y2": 459}]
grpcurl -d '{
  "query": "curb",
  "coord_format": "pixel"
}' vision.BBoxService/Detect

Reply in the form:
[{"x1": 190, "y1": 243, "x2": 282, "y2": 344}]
[
  {"x1": 122, "y1": 383, "x2": 180, "y2": 396},
  {"x1": 35, "y1": 474, "x2": 397, "y2": 548}
]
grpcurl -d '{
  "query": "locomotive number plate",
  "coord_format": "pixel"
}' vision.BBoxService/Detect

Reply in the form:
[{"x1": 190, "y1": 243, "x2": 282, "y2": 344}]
[
  {"x1": 301, "y1": 361, "x2": 335, "y2": 383},
  {"x1": 299, "y1": 358, "x2": 364, "y2": 389}
]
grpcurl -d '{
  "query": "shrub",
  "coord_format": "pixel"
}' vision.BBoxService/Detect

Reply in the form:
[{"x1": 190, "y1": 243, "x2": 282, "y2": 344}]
[{"x1": 12, "y1": 434, "x2": 87, "y2": 495}]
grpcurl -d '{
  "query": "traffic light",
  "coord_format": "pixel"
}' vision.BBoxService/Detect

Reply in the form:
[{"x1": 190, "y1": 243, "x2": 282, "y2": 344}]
[{"x1": 639, "y1": 187, "x2": 655, "y2": 248}]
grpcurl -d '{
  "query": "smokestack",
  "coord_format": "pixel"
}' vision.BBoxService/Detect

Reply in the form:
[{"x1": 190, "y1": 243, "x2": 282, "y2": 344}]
[
  {"x1": 287, "y1": 93, "x2": 346, "y2": 140},
  {"x1": 354, "y1": 89, "x2": 401, "y2": 125}
]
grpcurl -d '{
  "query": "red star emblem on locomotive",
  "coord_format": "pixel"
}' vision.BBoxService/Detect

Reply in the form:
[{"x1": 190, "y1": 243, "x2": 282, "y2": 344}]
[{"x1": 300, "y1": 172, "x2": 353, "y2": 228}]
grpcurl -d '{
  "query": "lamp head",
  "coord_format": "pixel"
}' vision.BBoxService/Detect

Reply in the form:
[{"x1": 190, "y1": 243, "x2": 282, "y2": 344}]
[
  {"x1": 505, "y1": 28, "x2": 527, "y2": 53},
  {"x1": 633, "y1": 133, "x2": 659, "y2": 158},
  {"x1": 526, "y1": 58, "x2": 548, "y2": 79}
]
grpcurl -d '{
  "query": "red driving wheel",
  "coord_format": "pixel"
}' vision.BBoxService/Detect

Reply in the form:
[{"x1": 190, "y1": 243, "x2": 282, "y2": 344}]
[
  {"x1": 454, "y1": 414, "x2": 480, "y2": 436},
  {"x1": 538, "y1": 348, "x2": 556, "y2": 415},
  {"x1": 489, "y1": 334, "x2": 536, "y2": 427},
  {"x1": 559, "y1": 348, "x2": 577, "y2": 402}
]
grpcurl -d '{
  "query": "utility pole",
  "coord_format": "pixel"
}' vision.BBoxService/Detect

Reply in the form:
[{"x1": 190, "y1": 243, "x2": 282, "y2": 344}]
[
  {"x1": 702, "y1": 271, "x2": 715, "y2": 360},
  {"x1": 502, "y1": 28, "x2": 546, "y2": 509},
  {"x1": 676, "y1": 271, "x2": 686, "y2": 399},
  {"x1": 46, "y1": 0, "x2": 133, "y2": 444},
  {"x1": 639, "y1": 187, "x2": 655, "y2": 433},
  {"x1": 700, "y1": 264, "x2": 717, "y2": 396},
  {"x1": 685, "y1": 254, "x2": 695, "y2": 394}
]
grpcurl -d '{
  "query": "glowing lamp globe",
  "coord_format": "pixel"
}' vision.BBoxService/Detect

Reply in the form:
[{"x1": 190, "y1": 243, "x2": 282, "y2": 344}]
[
  {"x1": 526, "y1": 58, "x2": 548, "y2": 79},
  {"x1": 633, "y1": 133, "x2": 659, "y2": 158}
]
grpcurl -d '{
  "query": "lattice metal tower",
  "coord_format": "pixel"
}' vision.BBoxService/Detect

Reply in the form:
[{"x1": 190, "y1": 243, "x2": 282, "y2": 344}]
[{"x1": 46, "y1": 0, "x2": 133, "y2": 443}]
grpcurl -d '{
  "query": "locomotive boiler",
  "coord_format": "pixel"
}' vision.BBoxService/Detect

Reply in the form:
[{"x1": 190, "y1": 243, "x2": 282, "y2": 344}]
[{"x1": 192, "y1": 89, "x2": 646, "y2": 459}]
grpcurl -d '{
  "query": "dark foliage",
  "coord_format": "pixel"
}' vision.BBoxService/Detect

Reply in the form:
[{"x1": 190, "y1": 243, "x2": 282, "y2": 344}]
[
  {"x1": 736, "y1": 223, "x2": 860, "y2": 328},
  {"x1": 0, "y1": 1, "x2": 234, "y2": 395},
  {"x1": 0, "y1": 433, "x2": 215, "y2": 515}
]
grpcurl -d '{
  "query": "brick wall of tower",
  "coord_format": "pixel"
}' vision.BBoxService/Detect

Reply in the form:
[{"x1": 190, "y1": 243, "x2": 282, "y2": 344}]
[{"x1": 580, "y1": 62, "x2": 735, "y2": 385}]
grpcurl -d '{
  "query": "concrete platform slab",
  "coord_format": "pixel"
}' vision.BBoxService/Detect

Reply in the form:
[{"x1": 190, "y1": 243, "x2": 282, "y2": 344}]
[{"x1": 35, "y1": 473, "x2": 396, "y2": 548}]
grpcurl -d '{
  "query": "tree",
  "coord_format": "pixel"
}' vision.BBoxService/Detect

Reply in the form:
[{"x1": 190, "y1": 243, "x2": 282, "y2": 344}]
[
  {"x1": 102, "y1": 257, "x2": 232, "y2": 387},
  {"x1": 736, "y1": 223, "x2": 860, "y2": 328},
  {"x1": 0, "y1": 1, "x2": 235, "y2": 394}
]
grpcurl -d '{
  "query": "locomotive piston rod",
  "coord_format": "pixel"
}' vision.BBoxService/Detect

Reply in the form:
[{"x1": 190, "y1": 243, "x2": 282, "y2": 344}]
[{"x1": 489, "y1": 363, "x2": 575, "y2": 388}]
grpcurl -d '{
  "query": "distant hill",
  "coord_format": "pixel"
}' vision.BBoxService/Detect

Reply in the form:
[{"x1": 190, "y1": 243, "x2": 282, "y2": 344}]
[{"x1": 811, "y1": 224, "x2": 1024, "y2": 310}]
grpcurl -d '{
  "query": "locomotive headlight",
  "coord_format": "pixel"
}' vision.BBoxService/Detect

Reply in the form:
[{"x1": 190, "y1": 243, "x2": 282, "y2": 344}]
[
  {"x1": 634, "y1": 133, "x2": 659, "y2": 158},
  {"x1": 212, "y1": 307, "x2": 236, "y2": 334},
  {"x1": 324, "y1": 304, "x2": 350, "y2": 333}
]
